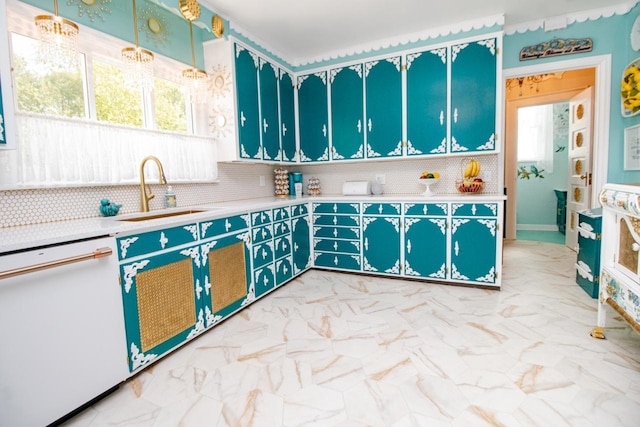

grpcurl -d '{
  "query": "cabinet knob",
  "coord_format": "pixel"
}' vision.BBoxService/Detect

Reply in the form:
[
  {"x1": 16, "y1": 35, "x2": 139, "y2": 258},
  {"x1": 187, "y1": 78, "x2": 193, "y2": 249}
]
[{"x1": 632, "y1": 243, "x2": 640, "y2": 252}]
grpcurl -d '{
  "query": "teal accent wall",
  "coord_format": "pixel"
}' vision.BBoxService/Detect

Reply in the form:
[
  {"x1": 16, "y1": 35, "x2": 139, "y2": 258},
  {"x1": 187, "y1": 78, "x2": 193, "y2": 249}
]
[
  {"x1": 516, "y1": 103, "x2": 569, "y2": 227},
  {"x1": 504, "y1": 3, "x2": 640, "y2": 184}
]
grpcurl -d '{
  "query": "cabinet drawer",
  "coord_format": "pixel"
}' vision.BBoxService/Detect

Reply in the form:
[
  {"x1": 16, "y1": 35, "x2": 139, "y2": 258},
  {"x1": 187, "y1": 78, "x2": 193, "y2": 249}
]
[
  {"x1": 313, "y1": 226, "x2": 360, "y2": 240},
  {"x1": 313, "y1": 214, "x2": 360, "y2": 227},
  {"x1": 577, "y1": 232, "x2": 601, "y2": 269},
  {"x1": 576, "y1": 262, "x2": 599, "y2": 298},
  {"x1": 314, "y1": 252, "x2": 361, "y2": 271},
  {"x1": 273, "y1": 220, "x2": 291, "y2": 237},
  {"x1": 117, "y1": 224, "x2": 199, "y2": 260},
  {"x1": 252, "y1": 241, "x2": 274, "y2": 268},
  {"x1": 252, "y1": 224, "x2": 274, "y2": 244},
  {"x1": 275, "y1": 256, "x2": 293, "y2": 286},
  {"x1": 254, "y1": 264, "x2": 275, "y2": 298},
  {"x1": 404, "y1": 203, "x2": 448, "y2": 217},
  {"x1": 200, "y1": 214, "x2": 250, "y2": 239},
  {"x1": 312, "y1": 202, "x2": 360, "y2": 214},
  {"x1": 451, "y1": 203, "x2": 499, "y2": 217},
  {"x1": 274, "y1": 235, "x2": 292, "y2": 259},
  {"x1": 361, "y1": 203, "x2": 401, "y2": 215},
  {"x1": 291, "y1": 203, "x2": 309, "y2": 217},
  {"x1": 313, "y1": 238, "x2": 361, "y2": 254},
  {"x1": 273, "y1": 206, "x2": 291, "y2": 222},
  {"x1": 251, "y1": 209, "x2": 273, "y2": 226}
]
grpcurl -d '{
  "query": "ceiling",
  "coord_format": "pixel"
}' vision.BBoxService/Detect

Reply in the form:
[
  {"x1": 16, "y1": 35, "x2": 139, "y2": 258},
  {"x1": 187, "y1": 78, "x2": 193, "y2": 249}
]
[{"x1": 200, "y1": 0, "x2": 637, "y2": 65}]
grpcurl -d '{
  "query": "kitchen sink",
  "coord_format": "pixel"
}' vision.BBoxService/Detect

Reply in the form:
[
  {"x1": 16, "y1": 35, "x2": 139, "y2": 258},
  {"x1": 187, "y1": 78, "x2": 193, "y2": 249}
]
[{"x1": 115, "y1": 208, "x2": 224, "y2": 222}]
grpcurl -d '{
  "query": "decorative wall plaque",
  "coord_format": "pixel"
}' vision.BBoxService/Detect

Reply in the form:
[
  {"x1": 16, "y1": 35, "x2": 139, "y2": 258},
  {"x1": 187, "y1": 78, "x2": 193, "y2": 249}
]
[{"x1": 520, "y1": 38, "x2": 592, "y2": 61}]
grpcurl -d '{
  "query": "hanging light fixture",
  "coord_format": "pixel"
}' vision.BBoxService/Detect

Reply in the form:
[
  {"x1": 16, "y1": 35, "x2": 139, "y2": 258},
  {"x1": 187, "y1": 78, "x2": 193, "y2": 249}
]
[
  {"x1": 121, "y1": 0, "x2": 154, "y2": 90},
  {"x1": 179, "y1": 0, "x2": 208, "y2": 104},
  {"x1": 34, "y1": 0, "x2": 80, "y2": 69}
]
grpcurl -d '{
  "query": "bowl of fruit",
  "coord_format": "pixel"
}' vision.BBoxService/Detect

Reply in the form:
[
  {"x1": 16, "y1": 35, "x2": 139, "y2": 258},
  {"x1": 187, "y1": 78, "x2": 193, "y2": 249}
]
[
  {"x1": 456, "y1": 159, "x2": 484, "y2": 193},
  {"x1": 418, "y1": 171, "x2": 440, "y2": 196}
]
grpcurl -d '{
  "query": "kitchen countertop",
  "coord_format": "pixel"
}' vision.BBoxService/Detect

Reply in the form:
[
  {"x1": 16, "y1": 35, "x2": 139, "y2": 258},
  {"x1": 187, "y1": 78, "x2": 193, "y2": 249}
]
[{"x1": 0, "y1": 193, "x2": 506, "y2": 254}]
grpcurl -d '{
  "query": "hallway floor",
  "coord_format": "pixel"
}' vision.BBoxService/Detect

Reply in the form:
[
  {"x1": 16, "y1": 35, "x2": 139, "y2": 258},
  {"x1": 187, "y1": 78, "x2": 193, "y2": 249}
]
[{"x1": 62, "y1": 240, "x2": 640, "y2": 426}]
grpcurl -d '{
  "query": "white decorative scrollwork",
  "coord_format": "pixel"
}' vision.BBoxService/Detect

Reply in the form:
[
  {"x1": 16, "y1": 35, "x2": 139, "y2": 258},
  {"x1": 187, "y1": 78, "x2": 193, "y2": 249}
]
[
  {"x1": 430, "y1": 218, "x2": 447, "y2": 235},
  {"x1": 385, "y1": 260, "x2": 400, "y2": 274},
  {"x1": 478, "y1": 219, "x2": 497, "y2": 237},
  {"x1": 318, "y1": 146, "x2": 330, "y2": 161},
  {"x1": 204, "y1": 274, "x2": 211, "y2": 296},
  {"x1": 241, "y1": 280, "x2": 255, "y2": 306},
  {"x1": 159, "y1": 232, "x2": 168, "y2": 249},
  {"x1": 297, "y1": 74, "x2": 309, "y2": 88},
  {"x1": 334, "y1": 256, "x2": 339, "y2": 266},
  {"x1": 477, "y1": 134, "x2": 496, "y2": 151},
  {"x1": 471, "y1": 204, "x2": 477, "y2": 216},
  {"x1": 350, "y1": 204, "x2": 360, "y2": 212},
  {"x1": 362, "y1": 203, "x2": 373, "y2": 212},
  {"x1": 122, "y1": 260, "x2": 150, "y2": 293},
  {"x1": 387, "y1": 141, "x2": 403, "y2": 156},
  {"x1": 431, "y1": 48, "x2": 447, "y2": 64},
  {"x1": 241, "y1": 214, "x2": 251, "y2": 227},
  {"x1": 363, "y1": 256, "x2": 376, "y2": 272},
  {"x1": 364, "y1": 61, "x2": 377, "y2": 77},
  {"x1": 429, "y1": 138, "x2": 447, "y2": 154},
  {"x1": 451, "y1": 263, "x2": 469, "y2": 280},
  {"x1": 187, "y1": 309, "x2": 206, "y2": 340},
  {"x1": 184, "y1": 225, "x2": 198, "y2": 240},
  {"x1": 406, "y1": 52, "x2": 422, "y2": 69},
  {"x1": 451, "y1": 43, "x2": 469, "y2": 62},
  {"x1": 451, "y1": 204, "x2": 464, "y2": 215},
  {"x1": 130, "y1": 342, "x2": 157, "y2": 371},
  {"x1": 451, "y1": 218, "x2": 469, "y2": 234},
  {"x1": 386, "y1": 56, "x2": 401, "y2": 71},
  {"x1": 404, "y1": 203, "x2": 415, "y2": 214},
  {"x1": 201, "y1": 222, "x2": 212, "y2": 237},
  {"x1": 451, "y1": 137, "x2": 469, "y2": 152},
  {"x1": 350, "y1": 241, "x2": 361, "y2": 251},
  {"x1": 236, "y1": 232, "x2": 251, "y2": 246},
  {"x1": 364, "y1": 237, "x2": 369, "y2": 252},
  {"x1": 477, "y1": 38, "x2": 496, "y2": 56},
  {"x1": 454, "y1": 240, "x2": 460, "y2": 257},
  {"x1": 298, "y1": 148, "x2": 312, "y2": 162},
  {"x1": 205, "y1": 306, "x2": 223, "y2": 327},
  {"x1": 119, "y1": 237, "x2": 138, "y2": 259},
  {"x1": 195, "y1": 278, "x2": 203, "y2": 300},
  {"x1": 349, "y1": 64, "x2": 363, "y2": 78},
  {"x1": 439, "y1": 110, "x2": 445, "y2": 126},
  {"x1": 353, "y1": 144, "x2": 365, "y2": 158},
  {"x1": 329, "y1": 68, "x2": 341, "y2": 84},
  {"x1": 316, "y1": 71, "x2": 327, "y2": 85},
  {"x1": 404, "y1": 260, "x2": 419, "y2": 276},
  {"x1": 331, "y1": 145, "x2": 345, "y2": 160},
  {"x1": 363, "y1": 216, "x2": 376, "y2": 230},
  {"x1": 406, "y1": 140, "x2": 423, "y2": 155},
  {"x1": 436, "y1": 204, "x2": 447, "y2": 214},
  {"x1": 386, "y1": 217, "x2": 400, "y2": 233},
  {"x1": 476, "y1": 267, "x2": 495, "y2": 283},
  {"x1": 201, "y1": 241, "x2": 217, "y2": 267},
  {"x1": 429, "y1": 264, "x2": 447, "y2": 279},
  {"x1": 378, "y1": 204, "x2": 384, "y2": 214},
  {"x1": 404, "y1": 217, "x2": 421, "y2": 232}
]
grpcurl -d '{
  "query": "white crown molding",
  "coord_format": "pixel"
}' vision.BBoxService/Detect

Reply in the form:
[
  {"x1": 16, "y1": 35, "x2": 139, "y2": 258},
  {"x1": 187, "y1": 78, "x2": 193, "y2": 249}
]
[
  {"x1": 504, "y1": 0, "x2": 639, "y2": 35},
  {"x1": 229, "y1": 13, "x2": 504, "y2": 69}
]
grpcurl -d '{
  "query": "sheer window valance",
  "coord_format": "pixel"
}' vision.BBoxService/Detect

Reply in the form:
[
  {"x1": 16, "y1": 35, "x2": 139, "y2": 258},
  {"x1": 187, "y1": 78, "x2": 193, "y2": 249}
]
[{"x1": 0, "y1": 112, "x2": 217, "y2": 188}]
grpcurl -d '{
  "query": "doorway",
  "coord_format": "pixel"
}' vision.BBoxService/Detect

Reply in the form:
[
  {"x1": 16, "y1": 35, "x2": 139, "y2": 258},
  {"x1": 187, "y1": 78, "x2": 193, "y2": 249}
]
[{"x1": 503, "y1": 55, "x2": 611, "y2": 246}]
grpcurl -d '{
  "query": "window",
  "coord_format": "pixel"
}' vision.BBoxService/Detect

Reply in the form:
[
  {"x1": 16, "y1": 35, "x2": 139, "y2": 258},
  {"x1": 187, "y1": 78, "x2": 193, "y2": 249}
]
[
  {"x1": 93, "y1": 60, "x2": 144, "y2": 127},
  {"x1": 517, "y1": 104, "x2": 554, "y2": 173},
  {"x1": 154, "y1": 78, "x2": 187, "y2": 133}
]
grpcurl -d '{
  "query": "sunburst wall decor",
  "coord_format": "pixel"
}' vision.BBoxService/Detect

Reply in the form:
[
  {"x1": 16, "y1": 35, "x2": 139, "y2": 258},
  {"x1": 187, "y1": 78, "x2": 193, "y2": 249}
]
[
  {"x1": 67, "y1": 0, "x2": 112, "y2": 22},
  {"x1": 138, "y1": 2, "x2": 171, "y2": 48},
  {"x1": 208, "y1": 65, "x2": 231, "y2": 99}
]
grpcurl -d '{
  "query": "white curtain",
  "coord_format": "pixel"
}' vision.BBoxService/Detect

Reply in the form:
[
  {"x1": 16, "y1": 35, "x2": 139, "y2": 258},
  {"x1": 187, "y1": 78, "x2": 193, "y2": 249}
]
[
  {"x1": 517, "y1": 104, "x2": 554, "y2": 173},
  {"x1": 0, "y1": 113, "x2": 218, "y2": 187}
]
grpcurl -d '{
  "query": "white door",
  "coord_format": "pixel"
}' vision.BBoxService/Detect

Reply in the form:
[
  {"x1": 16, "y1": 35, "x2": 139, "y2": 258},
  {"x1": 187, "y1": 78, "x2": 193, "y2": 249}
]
[{"x1": 565, "y1": 87, "x2": 594, "y2": 251}]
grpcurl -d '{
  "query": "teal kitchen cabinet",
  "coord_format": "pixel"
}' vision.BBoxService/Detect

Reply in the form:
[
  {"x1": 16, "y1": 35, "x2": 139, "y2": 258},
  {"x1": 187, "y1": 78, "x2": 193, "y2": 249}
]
[
  {"x1": 118, "y1": 242, "x2": 202, "y2": 372},
  {"x1": 330, "y1": 64, "x2": 364, "y2": 160},
  {"x1": 362, "y1": 203, "x2": 401, "y2": 274},
  {"x1": 258, "y1": 58, "x2": 281, "y2": 161},
  {"x1": 279, "y1": 70, "x2": 297, "y2": 162},
  {"x1": 312, "y1": 202, "x2": 361, "y2": 271},
  {"x1": 449, "y1": 203, "x2": 499, "y2": 284},
  {"x1": 234, "y1": 43, "x2": 261, "y2": 160},
  {"x1": 251, "y1": 209, "x2": 275, "y2": 298},
  {"x1": 403, "y1": 203, "x2": 448, "y2": 279},
  {"x1": 298, "y1": 72, "x2": 329, "y2": 162},
  {"x1": 365, "y1": 57, "x2": 403, "y2": 158},
  {"x1": 450, "y1": 38, "x2": 497, "y2": 153},
  {"x1": 405, "y1": 48, "x2": 448, "y2": 156},
  {"x1": 273, "y1": 206, "x2": 293, "y2": 286},
  {"x1": 291, "y1": 203, "x2": 311, "y2": 274}
]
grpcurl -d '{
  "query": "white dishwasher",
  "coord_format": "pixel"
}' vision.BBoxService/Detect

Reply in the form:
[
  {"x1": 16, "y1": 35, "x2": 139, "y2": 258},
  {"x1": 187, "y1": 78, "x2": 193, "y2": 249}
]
[{"x1": 0, "y1": 236, "x2": 129, "y2": 427}]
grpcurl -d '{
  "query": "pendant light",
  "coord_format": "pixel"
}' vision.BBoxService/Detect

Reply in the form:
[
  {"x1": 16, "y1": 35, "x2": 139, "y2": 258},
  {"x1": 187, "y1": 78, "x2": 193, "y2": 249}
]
[
  {"x1": 34, "y1": 0, "x2": 79, "y2": 69},
  {"x1": 179, "y1": 0, "x2": 208, "y2": 104},
  {"x1": 121, "y1": 0, "x2": 154, "y2": 90}
]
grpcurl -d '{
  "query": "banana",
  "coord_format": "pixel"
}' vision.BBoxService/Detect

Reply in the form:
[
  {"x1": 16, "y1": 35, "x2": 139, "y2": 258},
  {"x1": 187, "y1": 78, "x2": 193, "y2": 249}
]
[{"x1": 464, "y1": 159, "x2": 481, "y2": 178}]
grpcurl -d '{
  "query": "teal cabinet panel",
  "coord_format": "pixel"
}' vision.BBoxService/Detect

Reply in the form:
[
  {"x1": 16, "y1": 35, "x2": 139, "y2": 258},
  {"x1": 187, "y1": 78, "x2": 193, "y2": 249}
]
[
  {"x1": 406, "y1": 48, "x2": 448, "y2": 156},
  {"x1": 117, "y1": 223, "x2": 199, "y2": 260},
  {"x1": 258, "y1": 58, "x2": 280, "y2": 161},
  {"x1": 279, "y1": 70, "x2": 297, "y2": 162},
  {"x1": 291, "y1": 216, "x2": 311, "y2": 274},
  {"x1": 362, "y1": 203, "x2": 402, "y2": 216},
  {"x1": 314, "y1": 252, "x2": 361, "y2": 271},
  {"x1": 313, "y1": 238, "x2": 361, "y2": 254},
  {"x1": 274, "y1": 235, "x2": 292, "y2": 259},
  {"x1": 254, "y1": 264, "x2": 275, "y2": 298},
  {"x1": 200, "y1": 214, "x2": 250, "y2": 239},
  {"x1": 273, "y1": 206, "x2": 291, "y2": 222},
  {"x1": 450, "y1": 218, "x2": 497, "y2": 283},
  {"x1": 291, "y1": 203, "x2": 308, "y2": 217},
  {"x1": 275, "y1": 256, "x2": 293, "y2": 286},
  {"x1": 234, "y1": 44, "x2": 261, "y2": 159},
  {"x1": 450, "y1": 203, "x2": 499, "y2": 217},
  {"x1": 403, "y1": 217, "x2": 447, "y2": 279},
  {"x1": 450, "y1": 38, "x2": 497, "y2": 152},
  {"x1": 312, "y1": 202, "x2": 360, "y2": 214},
  {"x1": 313, "y1": 226, "x2": 360, "y2": 240},
  {"x1": 298, "y1": 72, "x2": 329, "y2": 162},
  {"x1": 313, "y1": 214, "x2": 360, "y2": 227},
  {"x1": 403, "y1": 203, "x2": 448, "y2": 217},
  {"x1": 251, "y1": 209, "x2": 273, "y2": 226},
  {"x1": 252, "y1": 240, "x2": 274, "y2": 269},
  {"x1": 273, "y1": 220, "x2": 291, "y2": 237},
  {"x1": 252, "y1": 224, "x2": 274, "y2": 244},
  {"x1": 365, "y1": 57, "x2": 403, "y2": 158},
  {"x1": 362, "y1": 216, "x2": 401, "y2": 274},
  {"x1": 330, "y1": 65, "x2": 364, "y2": 160},
  {"x1": 119, "y1": 246, "x2": 200, "y2": 372},
  {"x1": 0, "y1": 76, "x2": 5, "y2": 145}
]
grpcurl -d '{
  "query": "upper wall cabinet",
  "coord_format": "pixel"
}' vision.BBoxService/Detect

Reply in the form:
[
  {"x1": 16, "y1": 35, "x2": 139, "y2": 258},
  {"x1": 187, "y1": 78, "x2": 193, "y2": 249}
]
[
  {"x1": 0, "y1": 0, "x2": 15, "y2": 150},
  {"x1": 203, "y1": 39, "x2": 296, "y2": 163},
  {"x1": 450, "y1": 38, "x2": 498, "y2": 153},
  {"x1": 298, "y1": 71, "x2": 330, "y2": 162},
  {"x1": 330, "y1": 65, "x2": 364, "y2": 160}
]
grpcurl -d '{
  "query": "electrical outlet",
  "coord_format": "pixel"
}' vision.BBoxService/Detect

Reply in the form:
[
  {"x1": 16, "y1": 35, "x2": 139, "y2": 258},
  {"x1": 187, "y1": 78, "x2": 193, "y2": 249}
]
[
  {"x1": 376, "y1": 174, "x2": 386, "y2": 185},
  {"x1": 259, "y1": 176, "x2": 266, "y2": 186}
]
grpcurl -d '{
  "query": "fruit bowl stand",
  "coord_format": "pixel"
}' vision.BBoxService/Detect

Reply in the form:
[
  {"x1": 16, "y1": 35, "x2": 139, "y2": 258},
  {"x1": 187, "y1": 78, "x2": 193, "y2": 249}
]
[
  {"x1": 456, "y1": 179, "x2": 485, "y2": 193},
  {"x1": 418, "y1": 178, "x2": 439, "y2": 196}
]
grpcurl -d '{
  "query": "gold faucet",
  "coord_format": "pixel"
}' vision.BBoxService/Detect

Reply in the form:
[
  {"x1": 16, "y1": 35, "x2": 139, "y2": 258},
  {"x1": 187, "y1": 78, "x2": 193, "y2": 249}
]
[{"x1": 139, "y1": 156, "x2": 167, "y2": 212}]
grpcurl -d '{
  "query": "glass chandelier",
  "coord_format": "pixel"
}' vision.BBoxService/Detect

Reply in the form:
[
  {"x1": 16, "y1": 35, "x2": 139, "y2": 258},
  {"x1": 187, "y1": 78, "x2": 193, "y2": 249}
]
[
  {"x1": 179, "y1": 0, "x2": 207, "y2": 104},
  {"x1": 122, "y1": 0, "x2": 154, "y2": 90},
  {"x1": 34, "y1": 0, "x2": 79, "y2": 69}
]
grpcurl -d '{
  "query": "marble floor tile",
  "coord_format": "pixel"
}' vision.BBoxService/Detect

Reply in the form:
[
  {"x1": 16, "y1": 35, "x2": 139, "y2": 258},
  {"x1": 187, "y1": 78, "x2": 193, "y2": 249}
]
[{"x1": 61, "y1": 240, "x2": 640, "y2": 427}]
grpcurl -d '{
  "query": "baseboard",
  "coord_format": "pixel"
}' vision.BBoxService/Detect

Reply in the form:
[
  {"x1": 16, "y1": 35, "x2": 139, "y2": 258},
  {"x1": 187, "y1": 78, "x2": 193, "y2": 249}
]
[{"x1": 516, "y1": 224, "x2": 559, "y2": 232}]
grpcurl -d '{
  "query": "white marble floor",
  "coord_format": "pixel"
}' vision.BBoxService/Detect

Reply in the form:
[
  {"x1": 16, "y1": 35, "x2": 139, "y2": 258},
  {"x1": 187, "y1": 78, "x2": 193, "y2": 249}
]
[{"x1": 63, "y1": 240, "x2": 640, "y2": 426}]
